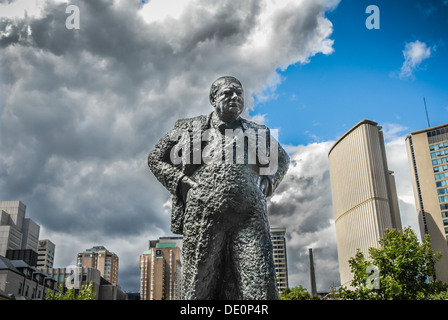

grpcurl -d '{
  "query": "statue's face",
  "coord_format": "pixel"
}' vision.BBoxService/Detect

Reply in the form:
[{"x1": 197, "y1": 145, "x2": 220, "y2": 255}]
[{"x1": 213, "y1": 82, "x2": 244, "y2": 123}]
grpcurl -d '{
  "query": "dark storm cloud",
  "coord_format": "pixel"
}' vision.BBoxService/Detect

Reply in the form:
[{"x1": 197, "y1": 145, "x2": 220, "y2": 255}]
[
  {"x1": 269, "y1": 173, "x2": 332, "y2": 233},
  {"x1": 0, "y1": 0, "x2": 340, "y2": 291},
  {"x1": 0, "y1": 19, "x2": 27, "y2": 46},
  {"x1": 267, "y1": 142, "x2": 340, "y2": 290}
]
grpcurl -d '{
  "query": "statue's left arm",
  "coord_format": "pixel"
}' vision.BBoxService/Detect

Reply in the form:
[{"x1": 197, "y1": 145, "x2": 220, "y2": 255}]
[{"x1": 263, "y1": 128, "x2": 290, "y2": 197}]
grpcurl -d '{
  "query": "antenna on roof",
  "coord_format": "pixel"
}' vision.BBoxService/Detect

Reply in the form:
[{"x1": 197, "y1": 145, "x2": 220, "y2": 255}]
[{"x1": 423, "y1": 97, "x2": 431, "y2": 128}]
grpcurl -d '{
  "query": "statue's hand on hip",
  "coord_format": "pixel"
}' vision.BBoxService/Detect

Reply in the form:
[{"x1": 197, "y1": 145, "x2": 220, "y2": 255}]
[
  {"x1": 181, "y1": 176, "x2": 199, "y2": 204},
  {"x1": 259, "y1": 177, "x2": 270, "y2": 197}
]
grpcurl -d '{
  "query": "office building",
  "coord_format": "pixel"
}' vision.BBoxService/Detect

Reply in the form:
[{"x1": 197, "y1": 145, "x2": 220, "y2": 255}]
[
  {"x1": 270, "y1": 227, "x2": 288, "y2": 292},
  {"x1": 0, "y1": 201, "x2": 40, "y2": 257},
  {"x1": 405, "y1": 123, "x2": 448, "y2": 283},
  {"x1": 77, "y1": 246, "x2": 119, "y2": 285},
  {"x1": 5, "y1": 249, "x2": 37, "y2": 266},
  {"x1": 40, "y1": 266, "x2": 101, "y2": 297},
  {"x1": 140, "y1": 239, "x2": 182, "y2": 300},
  {"x1": 328, "y1": 120, "x2": 402, "y2": 287},
  {"x1": 39, "y1": 265, "x2": 127, "y2": 300},
  {"x1": 37, "y1": 239, "x2": 55, "y2": 268}
]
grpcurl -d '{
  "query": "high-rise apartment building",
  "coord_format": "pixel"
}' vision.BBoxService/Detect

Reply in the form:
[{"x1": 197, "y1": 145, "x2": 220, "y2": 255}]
[
  {"x1": 328, "y1": 120, "x2": 402, "y2": 287},
  {"x1": 140, "y1": 239, "x2": 182, "y2": 300},
  {"x1": 150, "y1": 236, "x2": 183, "y2": 258},
  {"x1": 270, "y1": 227, "x2": 288, "y2": 292},
  {"x1": 405, "y1": 122, "x2": 448, "y2": 283},
  {"x1": 0, "y1": 201, "x2": 40, "y2": 257},
  {"x1": 77, "y1": 246, "x2": 119, "y2": 285},
  {"x1": 37, "y1": 239, "x2": 55, "y2": 268}
]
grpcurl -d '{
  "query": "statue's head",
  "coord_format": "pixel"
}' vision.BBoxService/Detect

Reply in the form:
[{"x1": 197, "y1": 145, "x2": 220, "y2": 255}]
[{"x1": 209, "y1": 76, "x2": 244, "y2": 123}]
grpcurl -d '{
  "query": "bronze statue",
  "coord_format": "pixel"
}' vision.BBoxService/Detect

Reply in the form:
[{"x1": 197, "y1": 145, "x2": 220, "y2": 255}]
[{"x1": 148, "y1": 76, "x2": 289, "y2": 299}]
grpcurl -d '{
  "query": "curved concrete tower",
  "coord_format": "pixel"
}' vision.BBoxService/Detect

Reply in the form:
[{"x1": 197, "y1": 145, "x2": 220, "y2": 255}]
[{"x1": 328, "y1": 120, "x2": 402, "y2": 287}]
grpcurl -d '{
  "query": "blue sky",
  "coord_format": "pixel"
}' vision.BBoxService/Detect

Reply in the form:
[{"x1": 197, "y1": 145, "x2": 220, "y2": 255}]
[{"x1": 253, "y1": 0, "x2": 448, "y2": 146}]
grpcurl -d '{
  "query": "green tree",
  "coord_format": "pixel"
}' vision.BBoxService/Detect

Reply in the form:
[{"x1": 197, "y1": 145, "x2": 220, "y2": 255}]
[
  {"x1": 338, "y1": 227, "x2": 447, "y2": 300},
  {"x1": 427, "y1": 285, "x2": 448, "y2": 300},
  {"x1": 76, "y1": 282, "x2": 96, "y2": 300},
  {"x1": 280, "y1": 285, "x2": 320, "y2": 300},
  {"x1": 46, "y1": 282, "x2": 96, "y2": 300}
]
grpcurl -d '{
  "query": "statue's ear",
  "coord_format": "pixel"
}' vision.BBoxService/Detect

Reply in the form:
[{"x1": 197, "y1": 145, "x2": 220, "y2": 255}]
[{"x1": 209, "y1": 94, "x2": 216, "y2": 107}]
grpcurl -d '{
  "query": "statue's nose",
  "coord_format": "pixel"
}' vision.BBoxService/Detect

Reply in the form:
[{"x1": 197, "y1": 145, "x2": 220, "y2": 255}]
[{"x1": 231, "y1": 92, "x2": 240, "y2": 100}]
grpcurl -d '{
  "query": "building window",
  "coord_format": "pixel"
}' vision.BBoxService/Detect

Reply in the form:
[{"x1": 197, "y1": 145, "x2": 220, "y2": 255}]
[
  {"x1": 433, "y1": 164, "x2": 448, "y2": 173},
  {"x1": 427, "y1": 127, "x2": 448, "y2": 139},
  {"x1": 431, "y1": 149, "x2": 448, "y2": 159},
  {"x1": 429, "y1": 141, "x2": 448, "y2": 151},
  {"x1": 433, "y1": 157, "x2": 448, "y2": 166},
  {"x1": 436, "y1": 173, "x2": 445, "y2": 180},
  {"x1": 437, "y1": 180, "x2": 448, "y2": 188}
]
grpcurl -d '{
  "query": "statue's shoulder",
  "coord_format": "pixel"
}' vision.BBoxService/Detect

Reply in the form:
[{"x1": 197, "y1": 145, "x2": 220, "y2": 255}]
[
  {"x1": 174, "y1": 114, "x2": 210, "y2": 130},
  {"x1": 241, "y1": 117, "x2": 269, "y2": 131}
]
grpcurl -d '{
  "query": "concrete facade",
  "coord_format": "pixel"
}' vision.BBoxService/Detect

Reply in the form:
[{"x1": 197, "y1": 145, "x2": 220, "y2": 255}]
[
  {"x1": 98, "y1": 282, "x2": 128, "y2": 300},
  {"x1": 328, "y1": 120, "x2": 402, "y2": 287},
  {"x1": 0, "y1": 201, "x2": 40, "y2": 257},
  {"x1": 37, "y1": 239, "x2": 55, "y2": 268}
]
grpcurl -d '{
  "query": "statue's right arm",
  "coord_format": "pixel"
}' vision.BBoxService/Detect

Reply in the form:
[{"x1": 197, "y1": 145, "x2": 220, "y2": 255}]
[{"x1": 147, "y1": 126, "x2": 186, "y2": 197}]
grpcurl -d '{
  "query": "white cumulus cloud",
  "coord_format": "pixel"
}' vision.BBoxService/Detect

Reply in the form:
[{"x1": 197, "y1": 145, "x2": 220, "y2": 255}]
[{"x1": 399, "y1": 40, "x2": 432, "y2": 79}]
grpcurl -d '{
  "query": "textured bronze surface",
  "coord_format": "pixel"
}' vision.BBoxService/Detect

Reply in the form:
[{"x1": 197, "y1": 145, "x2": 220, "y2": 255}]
[{"x1": 148, "y1": 76, "x2": 289, "y2": 300}]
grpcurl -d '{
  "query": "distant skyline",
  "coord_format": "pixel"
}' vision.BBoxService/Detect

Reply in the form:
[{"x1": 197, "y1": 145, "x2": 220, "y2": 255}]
[{"x1": 1, "y1": 0, "x2": 447, "y2": 293}]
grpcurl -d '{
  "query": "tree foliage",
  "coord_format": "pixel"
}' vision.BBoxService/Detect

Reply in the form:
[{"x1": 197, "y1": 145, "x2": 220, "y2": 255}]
[
  {"x1": 338, "y1": 227, "x2": 448, "y2": 300},
  {"x1": 46, "y1": 282, "x2": 96, "y2": 300},
  {"x1": 280, "y1": 285, "x2": 320, "y2": 300}
]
